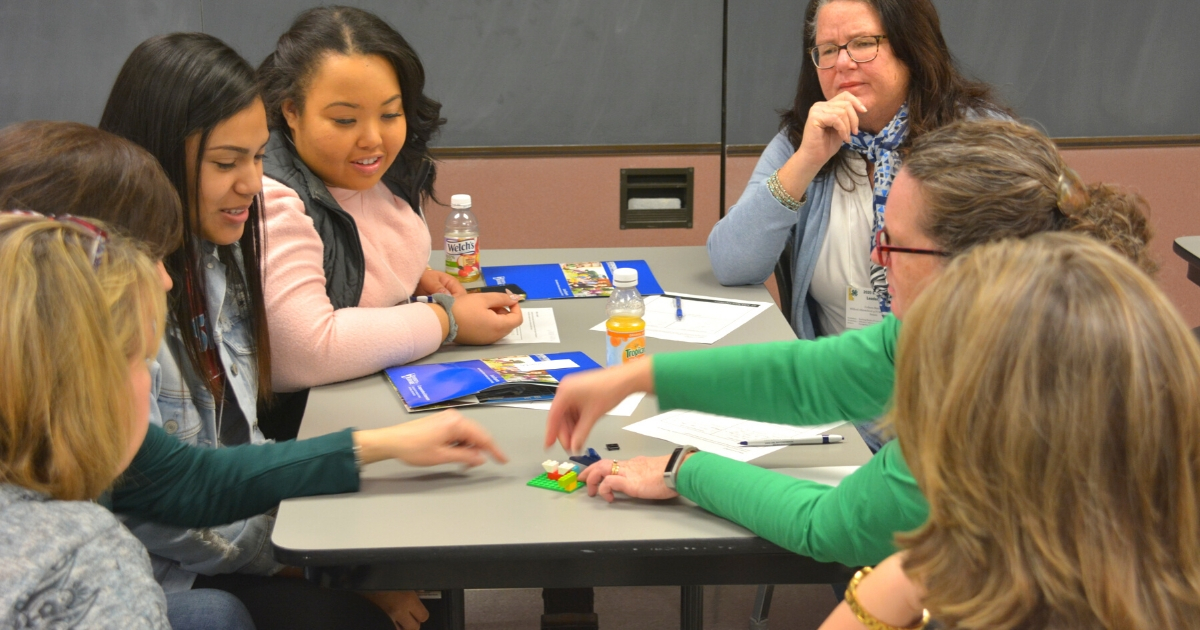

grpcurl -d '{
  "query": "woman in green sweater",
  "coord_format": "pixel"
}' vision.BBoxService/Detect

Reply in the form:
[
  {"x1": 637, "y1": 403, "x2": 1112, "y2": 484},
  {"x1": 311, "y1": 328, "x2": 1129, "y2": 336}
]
[{"x1": 546, "y1": 118, "x2": 1157, "y2": 567}]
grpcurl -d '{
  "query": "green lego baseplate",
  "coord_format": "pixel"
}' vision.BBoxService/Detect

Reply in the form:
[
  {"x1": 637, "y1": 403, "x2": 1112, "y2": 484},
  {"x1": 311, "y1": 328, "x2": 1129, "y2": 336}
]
[{"x1": 527, "y1": 472, "x2": 583, "y2": 493}]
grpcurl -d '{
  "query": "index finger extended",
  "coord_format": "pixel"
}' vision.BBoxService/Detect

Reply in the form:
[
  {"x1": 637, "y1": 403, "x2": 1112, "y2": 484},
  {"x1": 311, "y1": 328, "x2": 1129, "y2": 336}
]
[{"x1": 452, "y1": 419, "x2": 509, "y2": 463}]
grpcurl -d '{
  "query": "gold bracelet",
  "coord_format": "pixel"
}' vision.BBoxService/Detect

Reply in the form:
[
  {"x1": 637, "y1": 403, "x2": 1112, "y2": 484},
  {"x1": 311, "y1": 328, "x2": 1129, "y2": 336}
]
[
  {"x1": 844, "y1": 567, "x2": 930, "y2": 630},
  {"x1": 766, "y1": 169, "x2": 808, "y2": 211}
]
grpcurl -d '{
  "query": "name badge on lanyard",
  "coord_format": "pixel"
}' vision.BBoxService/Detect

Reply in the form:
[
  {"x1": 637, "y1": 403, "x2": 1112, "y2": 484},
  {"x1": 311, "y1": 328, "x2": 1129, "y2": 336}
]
[{"x1": 845, "y1": 285, "x2": 884, "y2": 330}]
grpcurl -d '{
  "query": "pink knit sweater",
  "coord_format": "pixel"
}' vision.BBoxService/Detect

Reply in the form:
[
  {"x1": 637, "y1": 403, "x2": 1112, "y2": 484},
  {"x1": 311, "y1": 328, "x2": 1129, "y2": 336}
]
[{"x1": 262, "y1": 177, "x2": 443, "y2": 392}]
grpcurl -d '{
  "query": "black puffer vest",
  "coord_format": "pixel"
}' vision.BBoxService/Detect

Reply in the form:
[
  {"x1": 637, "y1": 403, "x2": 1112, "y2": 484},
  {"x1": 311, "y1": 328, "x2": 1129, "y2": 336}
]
[{"x1": 262, "y1": 130, "x2": 426, "y2": 309}]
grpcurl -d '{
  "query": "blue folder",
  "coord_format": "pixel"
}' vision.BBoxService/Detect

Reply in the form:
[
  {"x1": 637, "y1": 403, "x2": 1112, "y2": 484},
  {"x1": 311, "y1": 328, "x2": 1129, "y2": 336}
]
[
  {"x1": 385, "y1": 351, "x2": 602, "y2": 411},
  {"x1": 481, "y1": 260, "x2": 663, "y2": 300}
]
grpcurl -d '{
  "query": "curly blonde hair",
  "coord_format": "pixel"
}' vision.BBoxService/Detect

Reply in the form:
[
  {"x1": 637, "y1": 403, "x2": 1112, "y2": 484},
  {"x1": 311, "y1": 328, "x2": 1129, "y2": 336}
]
[
  {"x1": 0, "y1": 214, "x2": 164, "y2": 500},
  {"x1": 893, "y1": 233, "x2": 1200, "y2": 628}
]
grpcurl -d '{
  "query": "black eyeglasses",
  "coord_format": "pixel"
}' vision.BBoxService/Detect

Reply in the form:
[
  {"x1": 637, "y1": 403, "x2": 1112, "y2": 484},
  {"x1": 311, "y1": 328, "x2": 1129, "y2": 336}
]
[
  {"x1": 4, "y1": 210, "x2": 109, "y2": 269},
  {"x1": 810, "y1": 35, "x2": 887, "y2": 69},
  {"x1": 872, "y1": 229, "x2": 949, "y2": 267}
]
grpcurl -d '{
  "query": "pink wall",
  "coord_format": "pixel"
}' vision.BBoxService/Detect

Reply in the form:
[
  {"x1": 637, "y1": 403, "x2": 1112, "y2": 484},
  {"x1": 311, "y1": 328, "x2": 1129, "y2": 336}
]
[
  {"x1": 427, "y1": 146, "x2": 1199, "y2": 327},
  {"x1": 425, "y1": 154, "x2": 720, "y2": 251},
  {"x1": 726, "y1": 148, "x2": 1200, "y2": 327}
]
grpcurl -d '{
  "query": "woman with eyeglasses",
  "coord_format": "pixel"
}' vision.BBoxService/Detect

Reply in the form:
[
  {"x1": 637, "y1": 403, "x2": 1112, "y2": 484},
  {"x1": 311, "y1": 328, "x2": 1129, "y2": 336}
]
[
  {"x1": 814, "y1": 234, "x2": 1200, "y2": 630},
  {"x1": 708, "y1": 0, "x2": 1003, "y2": 347},
  {"x1": 545, "y1": 118, "x2": 1154, "y2": 569}
]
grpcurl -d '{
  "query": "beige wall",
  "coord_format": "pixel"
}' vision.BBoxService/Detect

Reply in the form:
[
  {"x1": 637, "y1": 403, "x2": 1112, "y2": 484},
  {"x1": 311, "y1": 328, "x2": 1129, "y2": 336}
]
[
  {"x1": 426, "y1": 146, "x2": 1200, "y2": 328},
  {"x1": 425, "y1": 154, "x2": 721, "y2": 251}
]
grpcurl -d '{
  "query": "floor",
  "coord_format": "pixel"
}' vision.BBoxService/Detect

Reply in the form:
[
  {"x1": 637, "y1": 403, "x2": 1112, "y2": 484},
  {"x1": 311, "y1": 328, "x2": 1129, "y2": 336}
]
[{"x1": 462, "y1": 584, "x2": 839, "y2": 629}]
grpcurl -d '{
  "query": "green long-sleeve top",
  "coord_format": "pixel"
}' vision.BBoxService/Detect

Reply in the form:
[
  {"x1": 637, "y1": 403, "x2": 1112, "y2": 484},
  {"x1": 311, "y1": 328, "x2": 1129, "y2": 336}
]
[
  {"x1": 101, "y1": 423, "x2": 360, "y2": 528},
  {"x1": 654, "y1": 315, "x2": 929, "y2": 567}
]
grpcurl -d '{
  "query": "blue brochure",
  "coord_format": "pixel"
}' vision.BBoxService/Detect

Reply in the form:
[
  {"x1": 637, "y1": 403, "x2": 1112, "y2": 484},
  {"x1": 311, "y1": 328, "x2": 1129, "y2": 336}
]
[
  {"x1": 385, "y1": 352, "x2": 602, "y2": 411},
  {"x1": 481, "y1": 260, "x2": 663, "y2": 300}
]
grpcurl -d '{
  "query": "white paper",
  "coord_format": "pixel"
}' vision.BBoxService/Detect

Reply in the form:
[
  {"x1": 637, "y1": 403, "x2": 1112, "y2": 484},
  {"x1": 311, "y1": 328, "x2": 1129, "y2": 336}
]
[
  {"x1": 515, "y1": 358, "x2": 578, "y2": 372},
  {"x1": 622, "y1": 410, "x2": 846, "y2": 462},
  {"x1": 497, "y1": 392, "x2": 647, "y2": 417},
  {"x1": 590, "y1": 293, "x2": 772, "y2": 344},
  {"x1": 494, "y1": 308, "x2": 560, "y2": 344},
  {"x1": 788, "y1": 466, "x2": 860, "y2": 487}
]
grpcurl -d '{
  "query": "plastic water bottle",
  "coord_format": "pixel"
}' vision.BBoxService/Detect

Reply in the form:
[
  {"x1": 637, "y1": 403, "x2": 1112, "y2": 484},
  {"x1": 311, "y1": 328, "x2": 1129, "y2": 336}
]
[
  {"x1": 605, "y1": 268, "x2": 645, "y2": 367},
  {"x1": 445, "y1": 194, "x2": 480, "y2": 283}
]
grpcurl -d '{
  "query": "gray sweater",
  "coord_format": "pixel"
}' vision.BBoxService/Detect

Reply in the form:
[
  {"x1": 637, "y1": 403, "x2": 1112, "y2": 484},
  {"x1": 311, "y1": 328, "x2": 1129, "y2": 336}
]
[{"x1": 0, "y1": 484, "x2": 169, "y2": 629}]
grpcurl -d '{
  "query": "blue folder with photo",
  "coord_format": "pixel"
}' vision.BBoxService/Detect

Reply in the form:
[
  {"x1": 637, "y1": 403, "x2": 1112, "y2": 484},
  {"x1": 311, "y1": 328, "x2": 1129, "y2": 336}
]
[
  {"x1": 384, "y1": 351, "x2": 602, "y2": 411},
  {"x1": 481, "y1": 259, "x2": 663, "y2": 300}
]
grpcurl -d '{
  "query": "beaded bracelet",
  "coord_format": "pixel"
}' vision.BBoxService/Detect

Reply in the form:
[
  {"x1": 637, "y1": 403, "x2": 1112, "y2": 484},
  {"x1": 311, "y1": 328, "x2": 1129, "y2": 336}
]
[
  {"x1": 844, "y1": 567, "x2": 930, "y2": 630},
  {"x1": 766, "y1": 169, "x2": 807, "y2": 211}
]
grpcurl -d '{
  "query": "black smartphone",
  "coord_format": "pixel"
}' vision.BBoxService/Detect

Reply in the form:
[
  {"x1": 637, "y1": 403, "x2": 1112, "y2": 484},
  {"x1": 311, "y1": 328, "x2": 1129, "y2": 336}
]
[{"x1": 467, "y1": 284, "x2": 527, "y2": 301}]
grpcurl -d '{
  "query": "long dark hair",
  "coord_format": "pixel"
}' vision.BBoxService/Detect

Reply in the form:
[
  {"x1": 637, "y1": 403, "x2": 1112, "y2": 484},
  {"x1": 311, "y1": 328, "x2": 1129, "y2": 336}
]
[
  {"x1": 99, "y1": 32, "x2": 272, "y2": 405},
  {"x1": 781, "y1": 0, "x2": 1006, "y2": 176},
  {"x1": 258, "y1": 5, "x2": 445, "y2": 205},
  {"x1": 0, "y1": 121, "x2": 183, "y2": 259}
]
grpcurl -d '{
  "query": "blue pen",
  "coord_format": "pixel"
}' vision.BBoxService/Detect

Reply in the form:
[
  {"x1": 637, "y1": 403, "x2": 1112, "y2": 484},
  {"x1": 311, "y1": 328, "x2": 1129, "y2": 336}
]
[{"x1": 674, "y1": 295, "x2": 683, "y2": 321}]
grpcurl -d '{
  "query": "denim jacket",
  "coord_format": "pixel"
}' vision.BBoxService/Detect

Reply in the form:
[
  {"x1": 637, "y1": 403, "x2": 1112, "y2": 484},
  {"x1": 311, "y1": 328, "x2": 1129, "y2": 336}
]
[{"x1": 122, "y1": 240, "x2": 280, "y2": 593}]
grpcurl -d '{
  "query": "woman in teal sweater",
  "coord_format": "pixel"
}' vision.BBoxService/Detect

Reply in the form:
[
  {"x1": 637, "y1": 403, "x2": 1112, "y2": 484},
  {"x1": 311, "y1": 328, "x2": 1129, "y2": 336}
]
[
  {"x1": 0, "y1": 121, "x2": 507, "y2": 528},
  {"x1": 546, "y1": 119, "x2": 1157, "y2": 567}
]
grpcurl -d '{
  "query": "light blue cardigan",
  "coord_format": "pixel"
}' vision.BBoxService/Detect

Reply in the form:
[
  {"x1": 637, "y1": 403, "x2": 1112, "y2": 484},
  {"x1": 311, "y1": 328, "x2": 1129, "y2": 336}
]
[{"x1": 708, "y1": 130, "x2": 840, "y2": 340}]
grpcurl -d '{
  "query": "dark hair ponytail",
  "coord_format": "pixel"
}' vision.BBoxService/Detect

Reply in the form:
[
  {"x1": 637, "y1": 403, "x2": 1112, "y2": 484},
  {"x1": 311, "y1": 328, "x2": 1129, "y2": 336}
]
[
  {"x1": 99, "y1": 32, "x2": 273, "y2": 405},
  {"x1": 257, "y1": 5, "x2": 445, "y2": 205}
]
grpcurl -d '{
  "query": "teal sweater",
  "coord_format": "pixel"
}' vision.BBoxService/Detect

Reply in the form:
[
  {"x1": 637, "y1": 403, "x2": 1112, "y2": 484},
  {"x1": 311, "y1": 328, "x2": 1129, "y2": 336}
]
[
  {"x1": 654, "y1": 315, "x2": 928, "y2": 567},
  {"x1": 104, "y1": 424, "x2": 360, "y2": 528}
]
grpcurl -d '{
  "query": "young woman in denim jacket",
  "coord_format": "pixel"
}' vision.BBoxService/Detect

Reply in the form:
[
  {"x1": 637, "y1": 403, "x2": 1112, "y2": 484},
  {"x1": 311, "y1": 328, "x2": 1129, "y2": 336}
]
[{"x1": 99, "y1": 33, "x2": 429, "y2": 630}]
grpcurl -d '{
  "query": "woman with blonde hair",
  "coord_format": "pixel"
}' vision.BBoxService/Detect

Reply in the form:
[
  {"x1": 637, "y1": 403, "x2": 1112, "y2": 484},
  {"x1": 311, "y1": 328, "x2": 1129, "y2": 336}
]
[
  {"x1": 817, "y1": 233, "x2": 1200, "y2": 629},
  {"x1": 0, "y1": 213, "x2": 255, "y2": 629},
  {"x1": 549, "y1": 118, "x2": 1157, "y2": 569}
]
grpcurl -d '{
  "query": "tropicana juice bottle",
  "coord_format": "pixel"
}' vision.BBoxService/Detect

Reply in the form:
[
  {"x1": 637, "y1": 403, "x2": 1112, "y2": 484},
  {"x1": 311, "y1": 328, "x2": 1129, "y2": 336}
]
[{"x1": 605, "y1": 268, "x2": 646, "y2": 367}]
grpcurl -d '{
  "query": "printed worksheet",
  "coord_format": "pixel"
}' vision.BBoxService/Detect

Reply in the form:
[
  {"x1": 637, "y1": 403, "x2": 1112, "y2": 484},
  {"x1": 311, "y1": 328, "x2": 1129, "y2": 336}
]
[
  {"x1": 493, "y1": 308, "x2": 560, "y2": 344},
  {"x1": 623, "y1": 410, "x2": 846, "y2": 462},
  {"x1": 498, "y1": 392, "x2": 646, "y2": 417},
  {"x1": 590, "y1": 293, "x2": 773, "y2": 344}
]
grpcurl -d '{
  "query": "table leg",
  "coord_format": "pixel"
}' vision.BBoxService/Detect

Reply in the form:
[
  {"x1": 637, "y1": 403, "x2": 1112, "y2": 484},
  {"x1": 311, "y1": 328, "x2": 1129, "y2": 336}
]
[
  {"x1": 681, "y1": 585, "x2": 704, "y2": 630},
  {"x1": 442, "y1": 589, "x2": 466, "y2": 630}
]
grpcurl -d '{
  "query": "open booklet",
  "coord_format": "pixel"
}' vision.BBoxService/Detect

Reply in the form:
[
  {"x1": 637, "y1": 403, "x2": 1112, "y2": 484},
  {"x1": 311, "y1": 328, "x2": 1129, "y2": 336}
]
[
  {"x1": 384, "y1": 352, "x2": 602, "y2": 412},
  {"x1": 481, "y1": 260, "x2": 664, "y2": 300}
]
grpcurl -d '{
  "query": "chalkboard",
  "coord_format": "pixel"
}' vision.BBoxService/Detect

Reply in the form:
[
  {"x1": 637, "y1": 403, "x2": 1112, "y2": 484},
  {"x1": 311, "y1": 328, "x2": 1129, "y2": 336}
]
[
  {"x1": 0, "y1": 2, "x2": 202, "y2": 128},
  {"x1": 205, "y1": 0, "x2": 724, "y2": 147},
  {"x1": 0, "y1": 0, "x2": 723, "y2": 147},
  {"x1": 725, "y1": 0, "x2": 1200, "y2": 145},
  {"x1": 4, "y1": 1, "x2": 1195, "y2": 147}
]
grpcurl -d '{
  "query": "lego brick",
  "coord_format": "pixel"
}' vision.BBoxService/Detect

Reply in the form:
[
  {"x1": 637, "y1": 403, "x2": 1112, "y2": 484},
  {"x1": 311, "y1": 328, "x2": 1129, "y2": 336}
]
[
  {"x1": 557, "y1": 471, "x2": 579, "y2": 491},
  {"x1": 606, "y1": 443, "x2": 620, "y2": 451},
  {"x1": 542, "y1": 459, "x2": 559, "y2": 474},
  {"x1": 557, "y1": 461, "x2": 577, "y2": 475},
  {"x1": 527, "y1": 472, "x2": 582, "y2": 493},
  {"x1": 547, "y1": 471, "x2": 562, "y2": 481}
]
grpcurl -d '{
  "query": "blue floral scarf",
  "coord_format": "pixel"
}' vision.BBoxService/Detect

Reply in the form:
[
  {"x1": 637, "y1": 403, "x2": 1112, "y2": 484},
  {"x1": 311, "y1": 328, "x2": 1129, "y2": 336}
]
[{"x1": 847, "y1": 102, "x2": 908, "y2": 313}]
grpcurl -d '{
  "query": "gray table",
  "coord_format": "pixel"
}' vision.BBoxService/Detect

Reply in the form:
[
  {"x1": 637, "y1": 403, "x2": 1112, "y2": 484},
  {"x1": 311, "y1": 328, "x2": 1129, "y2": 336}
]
[
  {"x1": 1174, "y1": 236, "x2": 1200, "y2": 288},
  {"x1": 272, "y1": 246, "x2": 871, "y2": 629}
]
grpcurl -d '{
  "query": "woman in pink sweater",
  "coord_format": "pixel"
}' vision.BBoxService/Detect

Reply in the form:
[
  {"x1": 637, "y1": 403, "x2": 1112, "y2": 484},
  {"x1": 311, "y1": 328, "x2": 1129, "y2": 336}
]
[{"x1": 257, "y1": 7, "x2": 522, "y2": 408}]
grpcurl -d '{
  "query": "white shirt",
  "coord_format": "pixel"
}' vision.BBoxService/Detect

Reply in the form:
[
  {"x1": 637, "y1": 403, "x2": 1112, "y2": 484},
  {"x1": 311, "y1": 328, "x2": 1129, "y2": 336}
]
[{"x1": 808, "y1": 164, "x2": 875, "y2": 336}]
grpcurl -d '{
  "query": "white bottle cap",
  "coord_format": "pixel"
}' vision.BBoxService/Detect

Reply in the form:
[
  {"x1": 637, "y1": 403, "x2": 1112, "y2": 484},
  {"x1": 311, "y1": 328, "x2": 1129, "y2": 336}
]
[
  {"x1": 612, "y1": 268, "x2": 638, "y2": 288},
  {"x1": 450, "y1": 194, "x2": 472, "y2": 209}
]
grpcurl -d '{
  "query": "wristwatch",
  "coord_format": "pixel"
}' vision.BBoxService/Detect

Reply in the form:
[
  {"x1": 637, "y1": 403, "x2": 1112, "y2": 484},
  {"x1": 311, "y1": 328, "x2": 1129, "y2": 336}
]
[
  {"x1": 429, "y1": 292, "x2": 458, "y2": 343},
  {"x1": 663, "y1": 445, "x2": 699, "y2": 490}
]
